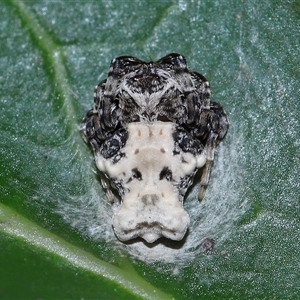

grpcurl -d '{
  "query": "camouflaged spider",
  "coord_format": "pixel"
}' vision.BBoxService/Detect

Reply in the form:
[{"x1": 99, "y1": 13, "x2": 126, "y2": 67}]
[{"x1": 81, "y1": 53, "x2": 229, "y2": 243}]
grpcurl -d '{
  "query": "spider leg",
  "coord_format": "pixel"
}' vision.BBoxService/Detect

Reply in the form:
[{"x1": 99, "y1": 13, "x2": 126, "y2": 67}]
[
  {"x1": 198, "y1": 131, "x2": 218, "y2": 201},
  {"x1": 100, "y1": 173, "x2": 116, "y2": 203},
  {"x1": 191, "y1": 71, "x2": 211, "y2": 108},
  {"x1": 198, "y1": 101, "x2": 229, "y2": 200}
]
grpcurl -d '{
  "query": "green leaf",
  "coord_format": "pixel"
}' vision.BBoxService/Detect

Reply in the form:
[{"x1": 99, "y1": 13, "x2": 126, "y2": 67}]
[
  {"x1": 1, "y1": 0, "x2": 299, "y2": 299},
  {"x1": 0, "y1": 204, "x2": 171, "y2": 299}
]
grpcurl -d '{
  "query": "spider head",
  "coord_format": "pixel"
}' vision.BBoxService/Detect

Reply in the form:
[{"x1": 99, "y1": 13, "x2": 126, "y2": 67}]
[{"x1": 110, "y1": 53, "x2": 188, "y2": 95}]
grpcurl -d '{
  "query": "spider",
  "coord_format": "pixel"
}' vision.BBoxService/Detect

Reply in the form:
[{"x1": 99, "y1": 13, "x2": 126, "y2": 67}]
[{"x1": 81, "y1": 53, "x2": 228, "y2": 243}]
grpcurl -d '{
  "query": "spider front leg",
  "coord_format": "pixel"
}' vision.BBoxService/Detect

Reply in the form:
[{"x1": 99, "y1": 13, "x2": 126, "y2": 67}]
[{"x1": 191, "y1": 71, "x2": 211, "y2": 109}]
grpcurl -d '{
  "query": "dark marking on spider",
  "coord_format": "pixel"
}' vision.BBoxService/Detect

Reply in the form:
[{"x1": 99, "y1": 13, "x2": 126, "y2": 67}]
[
  {"x1": 159, "y1": 167, "x2": 173, "y2": 181},
  {"x1": 131, "y1": 168, "x2": 142, "y2": 181}
]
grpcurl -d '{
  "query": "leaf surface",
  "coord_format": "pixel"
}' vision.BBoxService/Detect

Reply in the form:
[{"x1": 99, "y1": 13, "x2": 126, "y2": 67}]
[{"x1": 1, "y1": 1, "x2": 299, "y2": 299}]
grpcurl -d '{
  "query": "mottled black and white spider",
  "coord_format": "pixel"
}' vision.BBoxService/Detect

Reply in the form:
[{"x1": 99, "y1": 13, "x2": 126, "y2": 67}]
[{"x1": 81, "y1": 53, "x2": 228, "y2": 243}]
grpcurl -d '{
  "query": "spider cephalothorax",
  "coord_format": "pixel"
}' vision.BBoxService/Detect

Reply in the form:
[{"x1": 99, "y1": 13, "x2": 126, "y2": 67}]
[{"x1": 81, "y1": 53, "x2": 229, "y2": 243}]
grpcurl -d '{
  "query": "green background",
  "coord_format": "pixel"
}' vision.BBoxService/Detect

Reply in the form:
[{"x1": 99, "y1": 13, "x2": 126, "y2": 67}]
[{"x1": 1, "y1": 1, "x2": 299, "y2": 299}]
